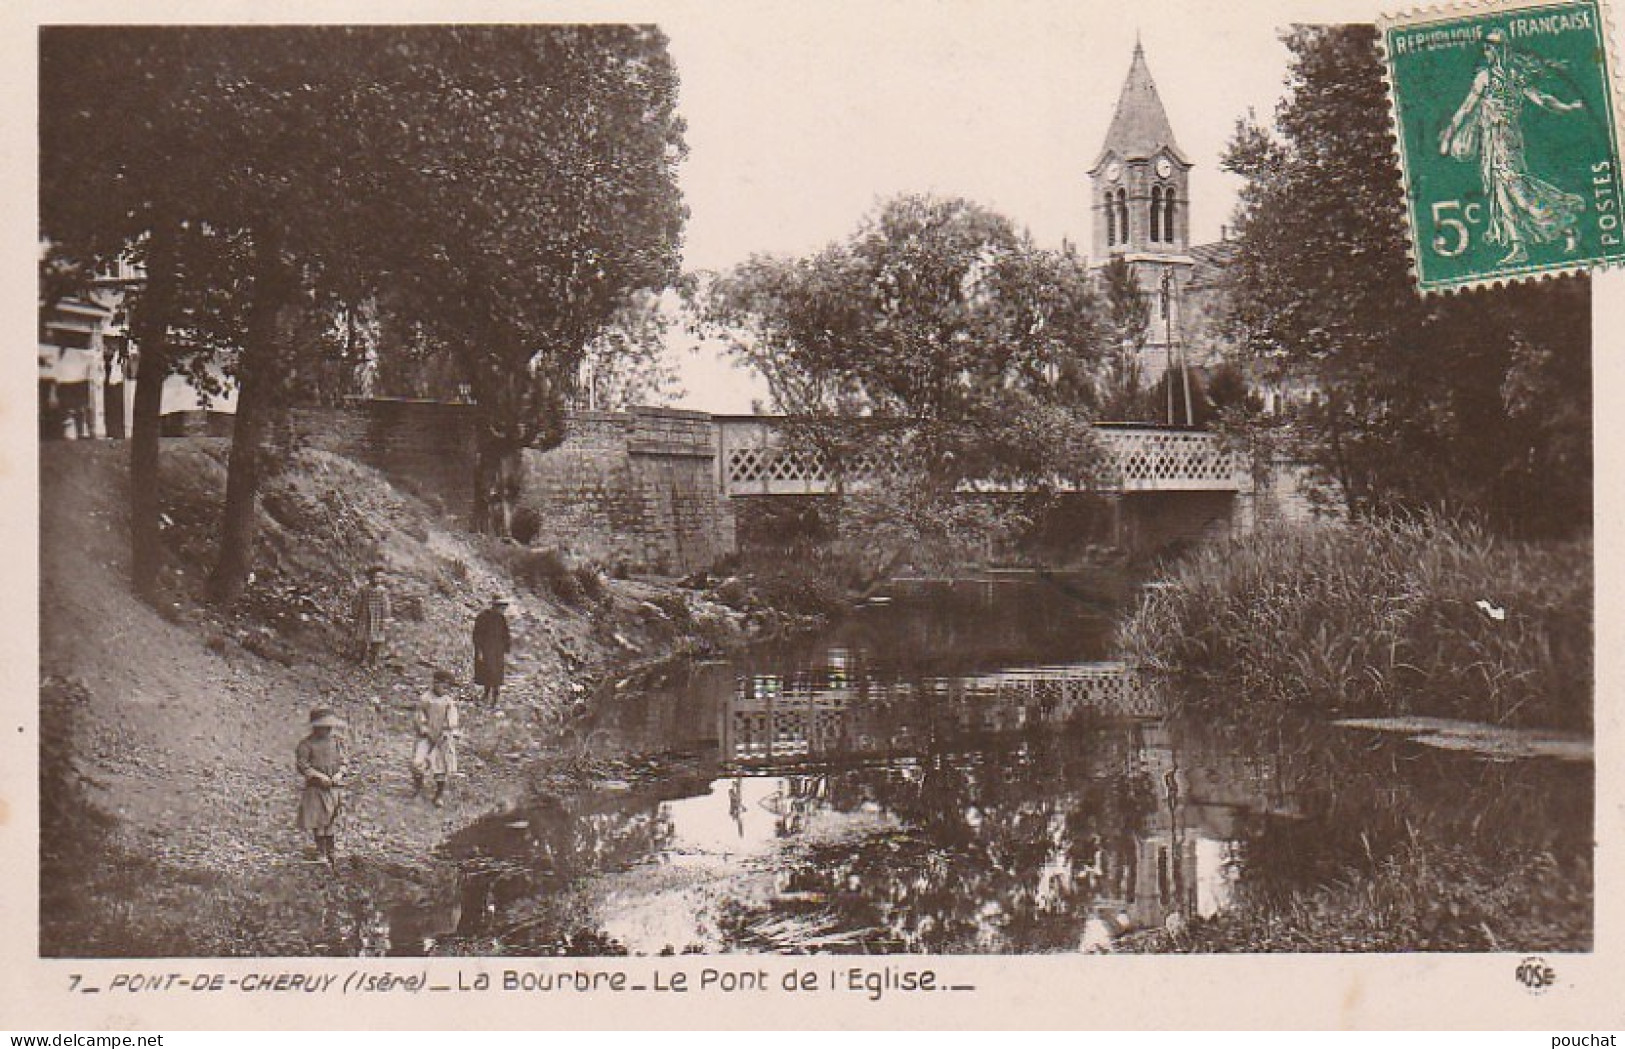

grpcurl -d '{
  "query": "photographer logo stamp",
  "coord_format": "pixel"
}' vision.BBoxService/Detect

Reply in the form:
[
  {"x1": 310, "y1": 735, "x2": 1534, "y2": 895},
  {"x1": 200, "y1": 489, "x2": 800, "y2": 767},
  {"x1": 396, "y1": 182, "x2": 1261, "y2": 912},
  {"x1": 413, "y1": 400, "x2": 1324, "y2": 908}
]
[
  {"x1": 1379, "y1": 0, "x2": 1625, "y2": 291},
  {"x1": 1515, "y1": 955, "x2": 1557, "y2": 993}
]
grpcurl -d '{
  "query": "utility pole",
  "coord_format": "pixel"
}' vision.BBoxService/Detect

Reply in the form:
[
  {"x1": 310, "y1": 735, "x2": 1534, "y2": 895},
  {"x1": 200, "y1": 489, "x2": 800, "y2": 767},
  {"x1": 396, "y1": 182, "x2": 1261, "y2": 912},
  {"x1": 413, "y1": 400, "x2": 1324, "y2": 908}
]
[
  {"x1": 1162, "y1": 272, "x2": 1174, "y2": 425},
  {"x1": 1161, "y1": 269, "x2": 1194, "y2": 426}
]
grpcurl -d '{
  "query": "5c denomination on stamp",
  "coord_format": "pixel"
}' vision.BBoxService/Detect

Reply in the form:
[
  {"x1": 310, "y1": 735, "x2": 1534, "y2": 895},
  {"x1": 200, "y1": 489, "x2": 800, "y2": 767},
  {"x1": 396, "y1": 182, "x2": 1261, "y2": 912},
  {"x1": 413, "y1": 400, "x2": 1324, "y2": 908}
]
[{"x1": 1379, "y1": 0, "x2": 1625, "y2": 291}]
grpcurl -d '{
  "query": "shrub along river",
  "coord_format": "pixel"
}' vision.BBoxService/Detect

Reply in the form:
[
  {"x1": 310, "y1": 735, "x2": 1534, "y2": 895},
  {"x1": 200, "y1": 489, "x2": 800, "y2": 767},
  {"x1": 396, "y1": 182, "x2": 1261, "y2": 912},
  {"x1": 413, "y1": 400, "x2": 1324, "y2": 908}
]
[{"x1": 394, "y1": 573, "x2": 1591, "y2": 955}]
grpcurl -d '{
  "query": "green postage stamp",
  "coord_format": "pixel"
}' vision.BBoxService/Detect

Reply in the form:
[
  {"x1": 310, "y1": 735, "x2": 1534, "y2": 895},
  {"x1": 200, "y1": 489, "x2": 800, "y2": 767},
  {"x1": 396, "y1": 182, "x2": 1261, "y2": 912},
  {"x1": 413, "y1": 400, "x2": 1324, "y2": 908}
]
[{"x1": 1379, "y1": 0, "x2": 1625, "y2": 291}]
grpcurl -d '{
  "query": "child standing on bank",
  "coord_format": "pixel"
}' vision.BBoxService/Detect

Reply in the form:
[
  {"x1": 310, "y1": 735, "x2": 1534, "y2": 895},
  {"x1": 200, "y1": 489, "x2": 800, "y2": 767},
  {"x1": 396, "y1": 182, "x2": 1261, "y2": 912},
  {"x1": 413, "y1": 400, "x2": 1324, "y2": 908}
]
[
  {"x1": 296, "y1": 707, "x2": 348, "y2": 864},
  {"x1": 411, "y1": 669, "x2": 461, "y2": 807}
]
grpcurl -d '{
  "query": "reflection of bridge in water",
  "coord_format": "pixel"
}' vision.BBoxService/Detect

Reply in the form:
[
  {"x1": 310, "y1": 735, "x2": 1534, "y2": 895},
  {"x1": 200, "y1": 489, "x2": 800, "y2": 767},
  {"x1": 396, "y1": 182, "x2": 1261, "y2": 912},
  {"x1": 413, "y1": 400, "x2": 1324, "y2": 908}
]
[
  {"x1": 721, "y1": 659, "x2": 1168, "y2": 768},
  {"x1": 705, "y1": 662, "x2": 1308, "y2": 951}
]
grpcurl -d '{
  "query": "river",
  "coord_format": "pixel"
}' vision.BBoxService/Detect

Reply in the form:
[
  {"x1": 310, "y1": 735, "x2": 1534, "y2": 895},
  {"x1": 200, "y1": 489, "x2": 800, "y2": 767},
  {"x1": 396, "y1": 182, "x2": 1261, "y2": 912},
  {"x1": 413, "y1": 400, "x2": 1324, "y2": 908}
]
[{"x1": 393, "y1": 573, "x2": 1591, "y2": 955}]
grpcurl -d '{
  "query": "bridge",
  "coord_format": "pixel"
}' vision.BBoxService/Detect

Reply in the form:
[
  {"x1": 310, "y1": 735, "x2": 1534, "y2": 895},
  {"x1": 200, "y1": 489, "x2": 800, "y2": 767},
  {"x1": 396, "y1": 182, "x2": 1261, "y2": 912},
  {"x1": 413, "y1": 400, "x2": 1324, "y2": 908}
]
[
  {"x1": 712, "y1": 416, "x2": 1251, "y2": 497},
  {"x1": 290, "y1": 401, "x2": 1303, "y2": 575}
]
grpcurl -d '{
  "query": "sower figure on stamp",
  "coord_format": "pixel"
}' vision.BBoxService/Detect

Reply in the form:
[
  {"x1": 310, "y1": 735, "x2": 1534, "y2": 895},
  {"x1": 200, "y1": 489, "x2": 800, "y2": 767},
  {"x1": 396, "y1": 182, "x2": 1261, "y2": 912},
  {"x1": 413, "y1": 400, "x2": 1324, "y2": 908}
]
[
  {"x1": 472, "y1": 594, "x2": 512, "y2": 707},
  {"x1": 352, "y1": 565, "x2": 391, "y2": 666},
  {"x1": 1439, "y1": 28, "x2": 1585, "y2": 266},
  {"x1": 296, "y1": 707, "x2": 348, "y2": 865},
  {"x1": 411, "y1": 669, "x2": 461, "y2": 807}
]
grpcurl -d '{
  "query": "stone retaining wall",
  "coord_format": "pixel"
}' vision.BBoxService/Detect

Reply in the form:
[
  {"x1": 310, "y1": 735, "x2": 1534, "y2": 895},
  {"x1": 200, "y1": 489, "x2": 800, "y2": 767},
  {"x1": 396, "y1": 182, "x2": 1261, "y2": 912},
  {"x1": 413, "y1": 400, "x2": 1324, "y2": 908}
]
[{"x1": 291, "y1": 401, "x2": 733, "y2": 574}]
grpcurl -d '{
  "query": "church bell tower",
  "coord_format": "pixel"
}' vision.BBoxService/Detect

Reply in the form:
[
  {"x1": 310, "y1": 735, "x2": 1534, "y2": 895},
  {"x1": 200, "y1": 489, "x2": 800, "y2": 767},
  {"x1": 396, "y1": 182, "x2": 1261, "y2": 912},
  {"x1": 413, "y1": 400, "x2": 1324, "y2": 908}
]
[{"x1": 1089, "y1": 42, "x2": 1195, "y2": 387}]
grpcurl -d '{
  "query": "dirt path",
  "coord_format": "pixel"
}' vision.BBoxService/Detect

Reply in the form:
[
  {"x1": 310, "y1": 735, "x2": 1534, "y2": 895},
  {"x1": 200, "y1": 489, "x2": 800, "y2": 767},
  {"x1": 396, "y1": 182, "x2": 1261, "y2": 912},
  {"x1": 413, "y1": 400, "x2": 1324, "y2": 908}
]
[{"x1": 39, "y1": 441, "x2": 745, "y2": 955}]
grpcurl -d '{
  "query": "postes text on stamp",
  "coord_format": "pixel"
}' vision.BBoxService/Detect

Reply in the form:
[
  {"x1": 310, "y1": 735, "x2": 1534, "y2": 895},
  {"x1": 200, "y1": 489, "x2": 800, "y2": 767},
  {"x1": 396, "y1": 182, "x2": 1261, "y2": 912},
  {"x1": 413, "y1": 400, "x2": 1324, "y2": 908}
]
[{"x1": 1380, "y1": 0, "x2": 1624, "y2": 291}]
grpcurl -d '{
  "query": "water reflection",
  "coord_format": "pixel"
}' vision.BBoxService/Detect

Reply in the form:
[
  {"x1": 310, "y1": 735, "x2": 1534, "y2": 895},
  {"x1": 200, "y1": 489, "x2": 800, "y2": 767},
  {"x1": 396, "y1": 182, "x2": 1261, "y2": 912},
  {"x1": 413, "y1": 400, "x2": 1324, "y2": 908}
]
[{"x1": 415, "y1": 577, "x2": 1589, "y2": 956}]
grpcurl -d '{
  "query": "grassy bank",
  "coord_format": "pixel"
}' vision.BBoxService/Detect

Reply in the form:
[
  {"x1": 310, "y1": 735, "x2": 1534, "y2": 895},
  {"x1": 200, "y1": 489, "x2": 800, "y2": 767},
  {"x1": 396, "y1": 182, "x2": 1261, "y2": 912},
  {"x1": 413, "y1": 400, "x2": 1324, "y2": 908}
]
[
  {"x1": 38, "y1": 440, "x2": 759, "y2": 956},
  {"x1": 1119, "y1": 518, "x2": 1591, "y2": 730},
  {"x1": 1120, "y1": 840, "x2": 1590, "y2": 953}
]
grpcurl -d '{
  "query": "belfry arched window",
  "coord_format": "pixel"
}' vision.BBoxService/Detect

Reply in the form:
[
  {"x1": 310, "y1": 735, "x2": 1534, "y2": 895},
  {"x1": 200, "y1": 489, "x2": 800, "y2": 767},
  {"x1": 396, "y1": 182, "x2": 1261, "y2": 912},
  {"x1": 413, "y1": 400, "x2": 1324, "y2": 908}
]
[
  {"x1": 1150, "y1": 186, "x2": 1163, "y2": 242},
  {"x1": 1164, "y1": 192, "x2": 1177, "y2": 243},
  {"x1": 1106, "y1": 195, "x2": 1118, "y2": 245},
  {"x1": 1115, "y1": 190, "x2": 1129, "y2": 245}
]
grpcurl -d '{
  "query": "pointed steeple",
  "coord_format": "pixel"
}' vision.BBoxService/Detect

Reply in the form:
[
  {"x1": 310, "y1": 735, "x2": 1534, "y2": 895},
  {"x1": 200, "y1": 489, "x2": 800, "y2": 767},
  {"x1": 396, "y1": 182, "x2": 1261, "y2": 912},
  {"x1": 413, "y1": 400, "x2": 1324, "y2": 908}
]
[{"x1": 1091, "y1": 42, "x2": 1188, "y2": 171}]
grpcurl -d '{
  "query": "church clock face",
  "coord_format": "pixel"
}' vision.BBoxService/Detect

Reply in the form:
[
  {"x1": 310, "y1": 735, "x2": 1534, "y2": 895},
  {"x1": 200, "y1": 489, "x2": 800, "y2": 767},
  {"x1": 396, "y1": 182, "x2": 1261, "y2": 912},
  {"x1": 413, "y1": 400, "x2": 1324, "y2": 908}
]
[
  {"x1": 1156, "y1": 156, "x2": 1172, "y2": 179},
  {"x1": 1106, "y1": 161, "x2": 1122, "y2": 183}
]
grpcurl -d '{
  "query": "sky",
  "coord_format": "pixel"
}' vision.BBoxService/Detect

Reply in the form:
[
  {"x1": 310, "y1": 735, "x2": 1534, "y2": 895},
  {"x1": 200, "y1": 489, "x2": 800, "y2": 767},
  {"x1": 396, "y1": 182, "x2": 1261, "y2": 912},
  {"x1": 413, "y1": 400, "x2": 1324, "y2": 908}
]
[{"x1": 657, "y1": 0, "x2": 1330, "y2": 412}]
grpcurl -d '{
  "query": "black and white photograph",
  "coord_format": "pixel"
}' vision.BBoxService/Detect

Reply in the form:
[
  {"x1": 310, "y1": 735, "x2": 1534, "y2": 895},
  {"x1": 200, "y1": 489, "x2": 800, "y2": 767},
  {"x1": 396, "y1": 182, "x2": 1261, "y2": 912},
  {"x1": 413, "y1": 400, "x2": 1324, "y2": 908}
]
[{"x1": 12, "y1": 0, "x2": 1620, "y2": 1030}]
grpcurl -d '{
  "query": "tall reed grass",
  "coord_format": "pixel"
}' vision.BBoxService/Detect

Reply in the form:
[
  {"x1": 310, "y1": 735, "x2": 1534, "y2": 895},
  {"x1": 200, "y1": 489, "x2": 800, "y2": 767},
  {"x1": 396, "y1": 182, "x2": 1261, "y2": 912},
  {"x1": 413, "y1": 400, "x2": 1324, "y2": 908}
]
[{"x1": 1118, "y1": 518, "x2": 1591, "y2": 729}]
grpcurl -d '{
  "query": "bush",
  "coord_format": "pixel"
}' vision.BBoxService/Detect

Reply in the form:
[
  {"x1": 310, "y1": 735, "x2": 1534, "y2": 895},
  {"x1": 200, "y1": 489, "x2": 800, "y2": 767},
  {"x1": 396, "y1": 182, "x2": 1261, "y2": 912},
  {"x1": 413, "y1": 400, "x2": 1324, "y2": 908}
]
[
  {"x1": 1118, "y1": 518, "x2": 1591, "y2": 729},
  {"x1": 489, "y1": 544, "x2": 600, "y2": 607},
  {"x1": 573, "y1": 564, "x2": 606, "y2": 604},
  {"x1": 647, "y1": 591, "x2": 693, "y2": 627},
  {"x1": 511, "y1": 507, "x2": 542, "y2": 546}
]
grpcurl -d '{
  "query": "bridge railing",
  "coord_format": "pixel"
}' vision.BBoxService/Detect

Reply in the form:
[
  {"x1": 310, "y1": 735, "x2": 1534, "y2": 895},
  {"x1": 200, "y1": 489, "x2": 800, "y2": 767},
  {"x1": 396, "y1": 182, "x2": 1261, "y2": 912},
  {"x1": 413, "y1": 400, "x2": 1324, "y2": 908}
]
[
  {"x1": 714, "y1": 417, "x2": 1250, "y2": 496},
  {"x1": 1096, "y1": 426, "x2": 1252, "y2": 493}
]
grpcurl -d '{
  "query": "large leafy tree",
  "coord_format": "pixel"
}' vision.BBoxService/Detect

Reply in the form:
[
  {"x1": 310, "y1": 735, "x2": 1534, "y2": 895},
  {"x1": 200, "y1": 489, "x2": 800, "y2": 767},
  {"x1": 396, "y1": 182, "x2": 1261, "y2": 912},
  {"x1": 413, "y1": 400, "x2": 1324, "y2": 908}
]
[
  {"x1": 43, "y1": 28, "x2": 401, "y2": 601},
  {"x1": 43, "y1": 26, "x2": 689, "y2": 607},
  {"x1": 371, "y1": 26, "x2": 688, "y2": 536},
  {"x1": 698, "y1": 195, "x2": 1107, "y2": 575},
  {"x1": 1223, "y1": 25, "x2": 1590, "y2": 536}
]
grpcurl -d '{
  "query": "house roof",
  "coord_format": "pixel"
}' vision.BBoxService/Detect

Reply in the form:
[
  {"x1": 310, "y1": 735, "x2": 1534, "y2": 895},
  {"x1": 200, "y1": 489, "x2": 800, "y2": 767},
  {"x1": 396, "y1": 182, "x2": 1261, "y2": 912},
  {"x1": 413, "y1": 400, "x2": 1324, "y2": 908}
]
[
  {"x1": 1092, "y1": 43, "x2": 1190, "y2": 171},
  {"x1": 1187, "y1": 239, "x2": 1238, "y2": 289}
]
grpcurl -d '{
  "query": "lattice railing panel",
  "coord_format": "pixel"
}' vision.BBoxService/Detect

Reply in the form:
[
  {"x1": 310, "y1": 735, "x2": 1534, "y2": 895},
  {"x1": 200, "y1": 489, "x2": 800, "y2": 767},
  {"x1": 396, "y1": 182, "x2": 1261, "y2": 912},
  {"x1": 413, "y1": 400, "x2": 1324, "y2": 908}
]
[
  {"x1": 1096, "y1": 428, "x2": 1246, "y2": 491},
  {"x1": 724, "y1": 445, "x2": 906, "y2": 491},
  {"x1": 719, "y1": 421, "x2": 1245, "y2": 495}
]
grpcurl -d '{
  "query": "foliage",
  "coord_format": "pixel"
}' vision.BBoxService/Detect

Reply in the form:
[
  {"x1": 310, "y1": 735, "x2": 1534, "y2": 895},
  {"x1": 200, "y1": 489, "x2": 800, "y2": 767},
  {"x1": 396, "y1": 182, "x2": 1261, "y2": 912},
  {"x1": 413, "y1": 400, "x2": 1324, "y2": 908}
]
[
  {"x1": 42, "y1": 26, "x2": 690, "y2": 604},
  {"x1": 1095, "y1": 255, "x2": 1154, "y2": 419},
  {"x1": 510, "y1": 506, "x2": 544, "y2": 546},
  {"x1": 362, "y1": 27, "x2": 689, "y2": 536},
  {"x1": 696, "y1": 194, "x2": 1108, "y2": 572},
  {"x1": 576, "y1": 290, "x2": 687, "y2": 411},
  {"x1": 1220, "y1": 26, "x2": 1590, "y2": 538},
  {"x1": 486, "y1": 545, "x2": 605, "y2": 607},
  {"x1": 1119, "y1": 519, "x2": 1592, "y2": 729}
]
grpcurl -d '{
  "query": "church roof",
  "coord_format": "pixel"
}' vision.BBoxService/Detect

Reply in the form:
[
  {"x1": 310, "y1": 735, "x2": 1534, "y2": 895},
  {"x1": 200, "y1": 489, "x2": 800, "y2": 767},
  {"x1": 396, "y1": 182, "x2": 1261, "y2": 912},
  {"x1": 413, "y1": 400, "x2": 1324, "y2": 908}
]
[
  {"x1": 1092, "y1": 43, "x2": 1189, "y2": 171},
  {"x1": 1188, "y1": 239, "x2": 1238, "y2": 289}
]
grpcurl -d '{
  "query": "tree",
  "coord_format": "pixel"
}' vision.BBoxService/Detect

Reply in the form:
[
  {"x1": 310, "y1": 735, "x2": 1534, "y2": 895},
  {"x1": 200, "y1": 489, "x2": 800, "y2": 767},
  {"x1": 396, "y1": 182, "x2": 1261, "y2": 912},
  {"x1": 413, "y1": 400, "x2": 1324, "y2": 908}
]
[
  {"x1": 698, "y1": 195, "x2": 1109, "y2": 576},
  {"x1": 367, "y1": 27, "x2": 688, "y2": 537},
  {"x1": 41, "y1": 28, "x2": 221, "y2": 597},
  {"x1": 47, "y1": 26, "x2": 689, "y2": 608},
  {"x1": 43, "y1": 28, "x2": 386, "y2": 602},
  {"x1": 1096, "y1": 255, "x2": 1153, "y2": 420},
  {"x1": 1222, "y1": 26, "x2": 1590, "y2": 536}
]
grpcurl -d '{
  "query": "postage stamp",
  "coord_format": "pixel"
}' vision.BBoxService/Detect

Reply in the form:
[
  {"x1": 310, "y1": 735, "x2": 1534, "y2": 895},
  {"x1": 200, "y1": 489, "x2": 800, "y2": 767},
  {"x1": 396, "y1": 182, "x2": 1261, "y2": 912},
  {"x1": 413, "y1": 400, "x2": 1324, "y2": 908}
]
[{"x1": 1379, "y1": 0, "x2": 1625, "y2": 291}]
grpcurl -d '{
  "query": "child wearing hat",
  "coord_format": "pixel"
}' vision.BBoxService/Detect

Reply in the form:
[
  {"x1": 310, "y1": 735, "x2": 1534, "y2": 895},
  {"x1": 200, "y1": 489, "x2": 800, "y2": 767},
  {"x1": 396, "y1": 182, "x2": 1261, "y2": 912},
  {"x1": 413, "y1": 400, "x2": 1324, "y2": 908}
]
[
  {"x1": 296, "y1": 707, "x2": 348, "y2": 864},
  {"x1": 411, "y1": 669, "x2": 461, "y2": 807}
]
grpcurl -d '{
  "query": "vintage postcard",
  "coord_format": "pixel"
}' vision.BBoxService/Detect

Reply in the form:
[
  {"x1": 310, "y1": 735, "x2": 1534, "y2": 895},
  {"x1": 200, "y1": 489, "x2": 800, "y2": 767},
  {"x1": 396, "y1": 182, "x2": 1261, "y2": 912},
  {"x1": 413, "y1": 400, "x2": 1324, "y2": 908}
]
[{"x1": 3, "y1": 0, "x2": 1622, "y2": 1032}]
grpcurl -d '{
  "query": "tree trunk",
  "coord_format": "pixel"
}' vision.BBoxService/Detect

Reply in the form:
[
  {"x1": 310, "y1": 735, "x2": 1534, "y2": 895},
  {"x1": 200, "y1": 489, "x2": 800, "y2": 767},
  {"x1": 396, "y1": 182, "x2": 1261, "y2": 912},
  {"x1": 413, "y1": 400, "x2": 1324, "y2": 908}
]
[
  {"x1": 129, "y1": 223, "x2": 178, "y2": 600},
  {"x1": 1324, "y1": 392, "x2": 1360, "y2": 519},
  {"x1": 208, "y1": 231, "x2": 289, "y2": 604},
  {"x1": 473, "y1": 430, "x2": 524, "y2": 538}
]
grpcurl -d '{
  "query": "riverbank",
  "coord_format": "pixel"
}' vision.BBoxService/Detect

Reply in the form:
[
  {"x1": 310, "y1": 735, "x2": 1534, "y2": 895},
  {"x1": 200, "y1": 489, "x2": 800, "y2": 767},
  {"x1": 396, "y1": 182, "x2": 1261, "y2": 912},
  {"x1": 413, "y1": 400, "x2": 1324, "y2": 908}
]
[
  {"x1": 1119, "y1": 517, "x2": 1591, "y2": 730},
  {"x1": 1113, "y1": 518, "x2": 1593, "y2": 952},
  {"x1": 38, "y1": 440, "x2": 793, "y2": 956}
]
